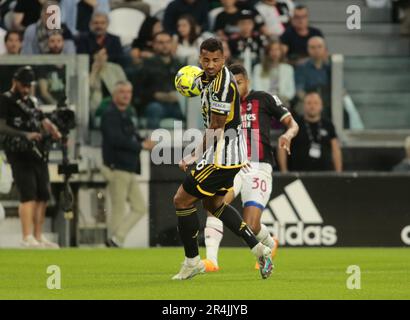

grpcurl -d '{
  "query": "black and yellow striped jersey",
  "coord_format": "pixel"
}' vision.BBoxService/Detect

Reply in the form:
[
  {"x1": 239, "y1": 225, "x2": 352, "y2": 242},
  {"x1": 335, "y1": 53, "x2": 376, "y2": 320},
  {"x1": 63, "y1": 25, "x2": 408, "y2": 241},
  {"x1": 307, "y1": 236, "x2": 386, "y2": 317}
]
[{"x1": 199, "y1": 66, "x2": 247, "y2": 168}]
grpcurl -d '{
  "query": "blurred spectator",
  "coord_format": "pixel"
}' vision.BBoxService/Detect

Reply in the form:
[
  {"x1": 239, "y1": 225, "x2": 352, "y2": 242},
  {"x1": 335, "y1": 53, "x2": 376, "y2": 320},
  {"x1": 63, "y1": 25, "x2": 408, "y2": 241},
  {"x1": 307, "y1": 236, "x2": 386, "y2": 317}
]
[
  {"x1": 0, "y1": 31, "x2": 23, "y2": 93},
  {"x1": 12, "y1": 0, "x2": 44, "y2": 32},
  {"x1": 173, "y1": 14, "x2": 208, "y2": 63},
  {"x1": 295, "y1": 36, "x2": 330, "y2": 114},
  {"x1": 0, "y1": 27, "x2": 6, "y2": 54},
  {"x1": 280, "y1": 4, "x2": 324, "y2": 64},
  {"x1": 392, "y1": 137, "x2": 410, "y2": 172},
  {"x1": 21, "y1": 2, "x2": 76, "y2": 55},
  {"x1": 396, "y1": 0, "x2": 410, "y2": 36},
  {"x1": 100, "y1": 80, "x2": 155, "y2": 248},
  {"x1": 221, "y1": 39, "x2": 236, "y2": 65},
  {"x1": 76, "y1": 12, "x2": 124, "y2": 65},
  {"x1": 255, "y1": 0, "x2": 285, "y2": 37},
  {"x1": 131, "y1": 16, "x2": 163, "y2": 64},
  {"x1": 252, "y1": 40, "x2": 295, "y2": 105},
  {"x1": 214, "y1": 0, "x2": 265, "y2": 40},
  {"x1": 163, "y1": 0, "x2": 209, "y2": 35},
  {"x1": 89, "y1": 47, "x2": 127, "y2": 115},
  {"x1": 277, "y1": 92, "x2": 342, "y2": 172},
  {"x1": 37, "y1": 32, "x2": 67, "y2": 105},
  {"x1": 140, "y1": 31, "x2": 184, "y2": 129},
  {"x1": 4, "y1": 30, "x2": 22, "y2": 55},
  {"x1": 76, "y1": 0, "x2": 111, "y2": 34},
  {"x1": 228, "y1": 10, "x2": 268, "y2": 67},
  {"x1": 276, "y1": 0, "x2": 295, "y2": 27}
]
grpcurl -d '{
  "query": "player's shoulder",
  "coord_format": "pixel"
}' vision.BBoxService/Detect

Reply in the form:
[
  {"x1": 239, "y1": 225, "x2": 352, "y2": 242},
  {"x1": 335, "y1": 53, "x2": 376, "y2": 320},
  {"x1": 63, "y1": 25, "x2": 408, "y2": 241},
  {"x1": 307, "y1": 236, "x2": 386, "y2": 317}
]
[
  {"x1": 250, "y1": 91, "x2": 282, "y2": 104},
  {"x1": 212, "y1": 66, "x2": 235, "y2": 93}
]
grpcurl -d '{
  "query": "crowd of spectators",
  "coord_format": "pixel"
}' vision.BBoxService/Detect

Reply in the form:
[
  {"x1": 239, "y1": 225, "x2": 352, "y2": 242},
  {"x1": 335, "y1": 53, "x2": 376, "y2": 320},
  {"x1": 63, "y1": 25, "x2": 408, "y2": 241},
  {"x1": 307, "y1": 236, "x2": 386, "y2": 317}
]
[{"x1": 0, "y1": 0, "x2": 333, "y2": 130}]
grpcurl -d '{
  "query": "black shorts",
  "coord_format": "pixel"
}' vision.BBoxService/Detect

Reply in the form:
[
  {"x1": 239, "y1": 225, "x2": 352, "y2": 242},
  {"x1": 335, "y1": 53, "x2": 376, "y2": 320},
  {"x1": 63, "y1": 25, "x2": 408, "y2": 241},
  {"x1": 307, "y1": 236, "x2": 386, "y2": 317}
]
[
  {"x1": 182, "y1": 163, "x2": 241, "y2": 199},
  {"x1": 10, "y1": 161, "x2": 51, "y2": 203}
]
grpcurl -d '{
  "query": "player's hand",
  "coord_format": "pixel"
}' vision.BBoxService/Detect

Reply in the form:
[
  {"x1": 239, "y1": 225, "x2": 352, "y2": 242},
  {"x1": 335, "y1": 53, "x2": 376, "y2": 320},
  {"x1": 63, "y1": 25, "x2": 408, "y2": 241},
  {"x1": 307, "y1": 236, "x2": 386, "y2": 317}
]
[
  {"x1": 178, "y1": 159, "x2": 189, "y2": 172},
  {"x1": 25, "y1": 132, "x2": 42, "y2": 142},
  {"x1": 51, "y1": 128, "x2": 62, "y2": 141},
  {"x1": 279, "y1": 134, "x2": 292, "y2": 155}
]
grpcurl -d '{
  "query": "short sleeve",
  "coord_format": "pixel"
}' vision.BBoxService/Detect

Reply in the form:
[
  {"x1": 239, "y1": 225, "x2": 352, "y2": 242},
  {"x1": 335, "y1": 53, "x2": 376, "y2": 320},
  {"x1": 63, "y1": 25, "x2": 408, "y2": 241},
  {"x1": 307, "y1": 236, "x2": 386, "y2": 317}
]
[
  {"x1": 263, "y1": 93, "x2": 291, "y2": 121},
  {"x1": 209, "y1": 68, "x2": 235, "y2": 115}
]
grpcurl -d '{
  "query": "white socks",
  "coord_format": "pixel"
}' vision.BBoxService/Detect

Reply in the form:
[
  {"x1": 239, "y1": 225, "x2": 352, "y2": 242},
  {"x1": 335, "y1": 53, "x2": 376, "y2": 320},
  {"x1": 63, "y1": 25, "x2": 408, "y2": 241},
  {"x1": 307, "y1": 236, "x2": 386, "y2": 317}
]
[
  {"x1": 255, "y1": 224, "x2": 275, "y2": 249},
  {"x1": 185, "y1": 255, "x2": 200, "y2": 266},
  {"x1": 204, "y1": 216, "x2": 224, "y2": 266}
]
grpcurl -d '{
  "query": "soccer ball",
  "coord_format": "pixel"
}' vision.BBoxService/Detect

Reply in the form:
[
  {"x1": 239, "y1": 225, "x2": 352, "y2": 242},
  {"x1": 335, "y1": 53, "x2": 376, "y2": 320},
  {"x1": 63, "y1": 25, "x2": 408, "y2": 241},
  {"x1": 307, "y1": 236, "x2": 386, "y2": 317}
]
[{"x1": 175, "y1": 65, "x2": 203, "y2": 97}]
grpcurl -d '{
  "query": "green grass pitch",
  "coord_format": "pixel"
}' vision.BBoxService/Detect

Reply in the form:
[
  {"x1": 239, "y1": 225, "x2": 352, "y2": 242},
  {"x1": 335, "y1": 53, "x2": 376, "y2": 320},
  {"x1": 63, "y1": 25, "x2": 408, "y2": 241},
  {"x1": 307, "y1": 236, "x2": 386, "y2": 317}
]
[{"x1": 0, "y1": 248, "x2": 409, "y2": 300}]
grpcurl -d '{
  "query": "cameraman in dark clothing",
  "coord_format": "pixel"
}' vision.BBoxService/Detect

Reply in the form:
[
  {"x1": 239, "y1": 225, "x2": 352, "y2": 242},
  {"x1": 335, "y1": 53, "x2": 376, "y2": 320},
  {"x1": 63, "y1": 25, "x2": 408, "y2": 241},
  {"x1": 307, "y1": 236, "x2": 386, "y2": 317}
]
[{"x1": 0, "y1": 66, "x2": 61, "y2": 248}]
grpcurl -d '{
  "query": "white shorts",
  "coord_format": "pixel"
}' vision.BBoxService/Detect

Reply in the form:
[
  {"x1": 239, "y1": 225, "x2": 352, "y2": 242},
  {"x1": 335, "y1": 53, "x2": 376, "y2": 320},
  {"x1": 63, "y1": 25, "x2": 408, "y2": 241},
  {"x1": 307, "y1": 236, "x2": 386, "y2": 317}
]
[{"x1": 233, "y1": 162, "x2": 273, "y2": 210}]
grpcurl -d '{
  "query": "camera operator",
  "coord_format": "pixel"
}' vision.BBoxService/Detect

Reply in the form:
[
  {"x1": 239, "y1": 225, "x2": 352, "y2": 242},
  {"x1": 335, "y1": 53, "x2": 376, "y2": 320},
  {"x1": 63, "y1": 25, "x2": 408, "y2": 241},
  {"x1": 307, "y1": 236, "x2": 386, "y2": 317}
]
[{"x1": 0, "y1": 66, "x2": 62, "y2": 248}]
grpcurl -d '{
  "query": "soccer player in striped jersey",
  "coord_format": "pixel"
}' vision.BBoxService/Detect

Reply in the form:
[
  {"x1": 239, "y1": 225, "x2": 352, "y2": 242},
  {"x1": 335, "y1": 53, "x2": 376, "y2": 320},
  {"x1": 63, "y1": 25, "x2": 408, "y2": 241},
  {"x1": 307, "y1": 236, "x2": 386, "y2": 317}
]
[
  {"x1": 202, "y1": 64, "x2": 299, "y2": 272},
  {"x1": 172, "y1": 38, "x2": 273, "y2": 280}
]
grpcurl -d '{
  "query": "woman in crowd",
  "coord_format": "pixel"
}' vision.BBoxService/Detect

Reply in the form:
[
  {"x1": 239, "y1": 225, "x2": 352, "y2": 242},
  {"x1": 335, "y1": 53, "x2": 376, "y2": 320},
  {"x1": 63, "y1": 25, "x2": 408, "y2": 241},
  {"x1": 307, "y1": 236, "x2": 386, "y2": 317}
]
[{"x1": 252, "y1": 39, "x2": 295, "y2": 106}]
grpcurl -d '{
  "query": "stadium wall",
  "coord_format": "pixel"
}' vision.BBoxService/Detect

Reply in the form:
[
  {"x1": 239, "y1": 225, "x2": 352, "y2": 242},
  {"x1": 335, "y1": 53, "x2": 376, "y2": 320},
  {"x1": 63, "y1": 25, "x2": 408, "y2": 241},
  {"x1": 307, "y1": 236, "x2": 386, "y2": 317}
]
[{"x1": 149, "y1": 163, "x2": 410, "y2": 247}]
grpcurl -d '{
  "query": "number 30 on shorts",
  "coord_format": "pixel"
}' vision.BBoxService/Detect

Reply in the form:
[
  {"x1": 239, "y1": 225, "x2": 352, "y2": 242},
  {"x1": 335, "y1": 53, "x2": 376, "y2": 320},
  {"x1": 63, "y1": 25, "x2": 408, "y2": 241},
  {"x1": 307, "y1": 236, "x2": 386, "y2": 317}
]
[{"x1": 252, "y1": 177, "x2": 267, "y2": 192}]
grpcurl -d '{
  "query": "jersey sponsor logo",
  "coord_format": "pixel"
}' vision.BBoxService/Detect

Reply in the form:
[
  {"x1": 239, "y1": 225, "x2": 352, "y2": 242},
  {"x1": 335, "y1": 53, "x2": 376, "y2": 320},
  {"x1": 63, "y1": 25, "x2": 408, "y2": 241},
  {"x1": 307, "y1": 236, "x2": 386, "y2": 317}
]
[{"x1": 261, "y1": 179, "x2": 337, "y2": 246}]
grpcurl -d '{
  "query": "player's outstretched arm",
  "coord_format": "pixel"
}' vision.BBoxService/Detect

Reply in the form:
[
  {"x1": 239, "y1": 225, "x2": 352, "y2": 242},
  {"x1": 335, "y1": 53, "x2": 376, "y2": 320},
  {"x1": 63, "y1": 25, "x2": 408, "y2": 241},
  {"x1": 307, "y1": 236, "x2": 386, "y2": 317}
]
[{"x1": 278, "y1": 115, "x2": 299, "y2": 173}]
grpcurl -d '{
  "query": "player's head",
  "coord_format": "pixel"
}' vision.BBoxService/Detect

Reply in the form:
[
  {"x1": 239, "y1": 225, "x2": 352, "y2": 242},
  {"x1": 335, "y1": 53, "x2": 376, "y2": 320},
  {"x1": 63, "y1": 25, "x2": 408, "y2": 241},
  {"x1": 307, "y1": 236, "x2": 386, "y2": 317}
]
[
  {"x1": 199, "y1": 38, "x2": 225, "y2": 78},
  {"x1": 12, "y1": 66, "x2": 36, "y2": 97},
  {"x1": 303, "y1": 92, "x2": 323, "y2": 120},
  {"x1": 229, "y1": 64, "x2": 250, "y2": 99}
]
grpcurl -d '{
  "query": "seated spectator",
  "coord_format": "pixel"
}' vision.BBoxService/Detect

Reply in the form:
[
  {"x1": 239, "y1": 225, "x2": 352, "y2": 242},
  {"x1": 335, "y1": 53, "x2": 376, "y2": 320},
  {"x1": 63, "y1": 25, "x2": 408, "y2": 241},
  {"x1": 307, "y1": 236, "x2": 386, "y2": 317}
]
[
  {"x1": 21, "y1": 1, "x2": 76, "y2": 55},
  {"x1": 131, "y1": 16, "x2": 164, "y2": 64},
  {"x1": 37, "y1": 32, "x2": 67, "y2": 105},
  {"x1": 295, "y1": 36, "x2": 331, "y2": 114},
  {"x1": 76, "y1": 12, "x2": 124, "y2": 66},
  {"x1": 163, "y1": 0, "x2": 209, "y2": 35},
  {"x1": 12, "y1": 0, "x2": 44, "y2": 32},
  {"x1": 280, "y1": 4, "x2": 324, "y2": 64},
  {"x1": 214, "y1": 0, "x2": 265, "y2": 40},
  {"x1": 252, "y1": 40, "x2": 295, "y2": 105},
  {"x1": 173, "y1": 14, "x2": 208, "y2": 63},
  {"x1": 255, "y1": 0, "x2": 285, "y2": 37},
  {"x1": 76, "y1": 0, "x2": 111, "y2": 34},
  {"x1": 89, "y1": 47, "x2": 127, "y2": 115},
  {"x1": 4, "y1": 31, "x2": 22, "y2": 55},
  {"x1": 100, "y1": 80, "x2": 155, "y2": 248},
  {"x1": 228, "y1": 10, "x2": 268, "y2": 67},
  {"x1": 140, "y1": 31, "x2": 184, "y2": 129},
  {"x1": 392, "y1": 137, "x2": 410, "y2": 172},
  {"x1": 277, "y1": 92, "x2": 342, "y2": 172}
]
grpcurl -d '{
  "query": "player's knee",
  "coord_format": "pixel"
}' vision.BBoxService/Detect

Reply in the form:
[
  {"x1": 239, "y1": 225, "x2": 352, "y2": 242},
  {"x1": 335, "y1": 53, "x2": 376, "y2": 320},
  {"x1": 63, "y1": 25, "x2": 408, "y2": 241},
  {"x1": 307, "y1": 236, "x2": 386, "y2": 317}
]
[{"x1": 245, "y1": 218, "x2": 261, "y2": 235}]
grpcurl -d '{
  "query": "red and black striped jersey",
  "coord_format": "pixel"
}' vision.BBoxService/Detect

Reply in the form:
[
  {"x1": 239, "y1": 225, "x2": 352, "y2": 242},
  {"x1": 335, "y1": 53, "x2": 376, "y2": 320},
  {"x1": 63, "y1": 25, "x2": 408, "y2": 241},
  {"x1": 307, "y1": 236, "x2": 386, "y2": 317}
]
[{"x1": 241, "y1": 91, "x2": 291, "y2": 166}]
